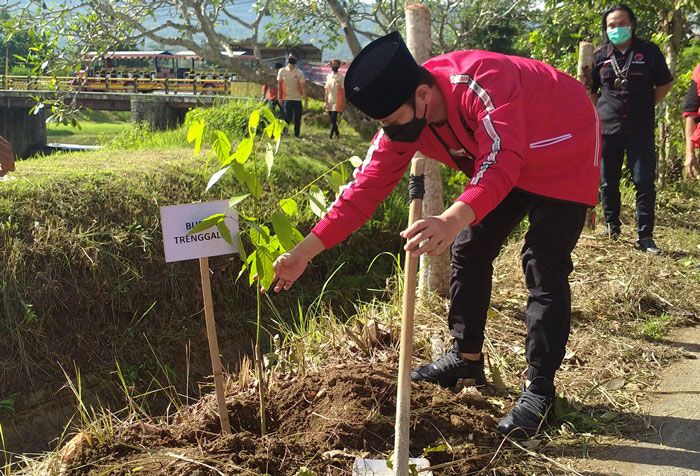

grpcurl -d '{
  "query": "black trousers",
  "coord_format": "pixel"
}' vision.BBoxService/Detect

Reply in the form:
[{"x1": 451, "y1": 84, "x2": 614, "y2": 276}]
[
  {"x1": 284, "y1": 100, "x2": 303, "y2": 137},
  {"x1": 328, "y1": 111, "x2": 340, "y2": 138},
  {"x1": 449, "y1": 189, "x2": 586, "y2": 383},
  {"x1": 600, "y1": 131, "x2": 657, "y2": 238}
]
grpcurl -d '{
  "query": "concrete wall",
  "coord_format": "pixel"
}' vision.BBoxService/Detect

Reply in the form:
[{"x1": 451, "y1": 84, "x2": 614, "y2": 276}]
[
  {"x1": 0, "y1": 106, "x2": 47, "y2": 158},
  {"x1": 130, "y1": 97, "x2": 186, "y2": 130}
]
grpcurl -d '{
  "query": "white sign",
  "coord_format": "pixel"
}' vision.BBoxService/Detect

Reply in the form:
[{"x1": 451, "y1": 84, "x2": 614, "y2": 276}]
[{"x1": 160, "y1": 200, "x2": 238, "y2": 263}]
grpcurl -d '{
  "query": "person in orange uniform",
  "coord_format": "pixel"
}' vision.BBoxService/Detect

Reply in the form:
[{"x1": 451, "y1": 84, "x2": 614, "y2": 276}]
[
  {"x1": 324, "y1": 59, "x2": 345, "y2": 138},
  {"x1": 277, "y1": 54, "x2": 307, "y2": 137}
]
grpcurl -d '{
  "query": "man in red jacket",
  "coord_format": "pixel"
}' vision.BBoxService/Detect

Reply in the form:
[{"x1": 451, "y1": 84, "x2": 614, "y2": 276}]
[{"x1": 270, "y1": 31, "x2": 600, "y2": 438}]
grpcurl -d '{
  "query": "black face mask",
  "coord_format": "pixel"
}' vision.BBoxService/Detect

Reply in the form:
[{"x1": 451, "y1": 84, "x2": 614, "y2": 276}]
[
  {"x1": 331, "y1": 66, "x2": 339, "y2": 73},
  {"x1": 383, "y1": 103, "x2": 427, "y2": 143}
]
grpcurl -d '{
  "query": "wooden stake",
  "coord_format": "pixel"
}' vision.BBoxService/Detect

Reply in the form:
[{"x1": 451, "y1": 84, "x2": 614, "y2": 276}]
[
  {"x1": 198, "y1": 256, "x2": 231, "y2": 434},
  {"x1": 577, "y1": 41, "x2": 597, "y2": 230},
  {"x1": 393, "y1": 157, "x2": 425, "y2": 476}
]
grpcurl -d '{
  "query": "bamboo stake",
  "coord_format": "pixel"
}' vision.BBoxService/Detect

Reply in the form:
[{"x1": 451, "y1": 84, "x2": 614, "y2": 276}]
[
  {"x1": 198, "y1": 256, "x2": 231, "y2": 434},
  {"x1": 393, "y1": 156, "x2": 425, "y2": 475}
]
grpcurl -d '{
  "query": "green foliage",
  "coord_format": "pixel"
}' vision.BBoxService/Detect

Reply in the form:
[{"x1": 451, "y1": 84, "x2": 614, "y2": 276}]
[
  {"x1": 185, "y1": 100, "x2": 262, "y2": 141},
  {"x1": 189, "y1": 105, "x2": 359, "y2": 291},
  {"x1": 106, "y1": 123, "x2": 188, "y2": 150},
  {"x1": 640, "y1": 314, "x2": 674, "y2": 341}
]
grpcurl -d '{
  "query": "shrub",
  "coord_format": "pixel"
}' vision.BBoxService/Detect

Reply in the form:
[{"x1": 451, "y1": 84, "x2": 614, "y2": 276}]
[{"x1": 185, "y1": 99, "x2": 262, "y2": 139}]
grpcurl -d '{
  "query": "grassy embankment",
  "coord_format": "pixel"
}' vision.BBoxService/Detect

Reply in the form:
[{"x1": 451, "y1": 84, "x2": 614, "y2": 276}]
[
  {"x1": 3, "y1": 105, "x2": 700, "y2": 474},
  {"x1": 1, "y1": 114, "x2": 408, "y2": 456}
]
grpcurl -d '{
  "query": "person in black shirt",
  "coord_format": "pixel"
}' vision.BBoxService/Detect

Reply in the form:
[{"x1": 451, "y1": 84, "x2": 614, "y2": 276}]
[{"x1": 591, "y1": 3, "x2": 673, "y2": 254}]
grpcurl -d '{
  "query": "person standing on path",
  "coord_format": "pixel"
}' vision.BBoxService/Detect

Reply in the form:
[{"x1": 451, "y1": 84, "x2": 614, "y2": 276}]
[
  {"x1": 268, "y1": 31, "x2": 600, "y2": 438},
  {"x1": 277, "y1": 55, "x2": 307, "y2": 138},
  {"x1": 0, "y1": 135, "x2": 15, "y2": 177},
  {"x1": 591, "y1": 3, "x2": 673, "y2": 254},
  {"x1": 682, "y1": 63, "x2": 700, "y2": 180},
  {"x1": 324, "y1": 59, "x2": 345, "y2": 139}
]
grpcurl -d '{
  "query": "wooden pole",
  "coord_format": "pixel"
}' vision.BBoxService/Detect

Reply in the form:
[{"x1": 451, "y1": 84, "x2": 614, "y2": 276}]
[
  {"x1": 198, "y1": 256, "x2": 231, "y2": 434},
  {"x1": 393, "y1": 156, "x2": 425, "y2": 476},
  {"x1": 577, "y1": 42, "x2": 597, "y2": 230}
]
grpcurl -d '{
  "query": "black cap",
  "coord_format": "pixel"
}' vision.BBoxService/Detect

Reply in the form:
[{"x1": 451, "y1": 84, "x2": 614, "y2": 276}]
[{"x1": 344, "y1": 31, "x2": 421, "y2": 119}]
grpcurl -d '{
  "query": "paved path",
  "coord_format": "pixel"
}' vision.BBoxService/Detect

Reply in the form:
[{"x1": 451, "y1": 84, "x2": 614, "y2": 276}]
[{"x1": 577, "y1": 325, "x2": 700, "y2": 476}]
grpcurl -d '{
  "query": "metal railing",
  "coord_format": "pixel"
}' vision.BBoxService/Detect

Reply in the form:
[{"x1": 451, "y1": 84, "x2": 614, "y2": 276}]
[{"x1": 0, "y1": 74, "x2": 261, "y2": 97}]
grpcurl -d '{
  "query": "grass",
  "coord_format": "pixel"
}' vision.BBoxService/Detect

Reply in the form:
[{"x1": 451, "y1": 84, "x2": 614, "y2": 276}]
[{"x1": 46, "y1": 110, "x2": 132, "y2": 145}]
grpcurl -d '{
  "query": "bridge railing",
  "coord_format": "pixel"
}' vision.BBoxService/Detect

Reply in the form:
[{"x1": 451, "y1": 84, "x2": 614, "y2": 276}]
[{"x1": 0, "y1": 75, "x2": 261, "y2": 97}]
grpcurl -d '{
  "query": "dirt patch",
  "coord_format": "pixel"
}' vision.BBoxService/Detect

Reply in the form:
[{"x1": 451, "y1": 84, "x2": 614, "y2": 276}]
[{"x1": 62, "y1": 361, "x2": 500, "y2": 475}]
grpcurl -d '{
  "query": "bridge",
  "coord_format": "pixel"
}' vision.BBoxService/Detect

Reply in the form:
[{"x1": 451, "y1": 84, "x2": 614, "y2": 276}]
[{"x1": 0, "y1": 77, "x2": 260, "y2": 157}]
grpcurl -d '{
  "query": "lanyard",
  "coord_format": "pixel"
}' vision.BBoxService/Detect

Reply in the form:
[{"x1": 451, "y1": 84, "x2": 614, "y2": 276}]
[{"x1": 428, "y1": 120, "x2": 475, "y2": 174}]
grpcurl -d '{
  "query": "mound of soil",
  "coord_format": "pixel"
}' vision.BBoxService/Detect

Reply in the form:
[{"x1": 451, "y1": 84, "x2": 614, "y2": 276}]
[{"x1": 64, "y1": 361, "x2": 501, "y2": 475}]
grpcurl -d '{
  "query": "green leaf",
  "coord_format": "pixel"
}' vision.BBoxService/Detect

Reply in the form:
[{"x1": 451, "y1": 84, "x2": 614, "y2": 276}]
[
  {"x1": 187, "y1": 214, "x2": 225, "y2": 235},
  {"x1": 279, "y1": 198, "x2": 298, "y2": 217},
  {"x1": 245, "y1": 171, "x2": 263, "y2": 198},
  {"x1": 308, "y1": 187, "x2": 327, "y2": 218},
  {"x1": 265, "y1": 144, "x2": 275, "y2": 178},
  {"x1": 236, "y1": 231, "x2": 248, "y2": 263},
  {"x1": 248, "y1": 109, "x2": 261, "y2": 137},
  {"x1": 261, "y1": 106, "x2": 276, "y2": 124},
  {"x1": 216, "y1": 221, "x2": 234, "y2": 245},
  {"x1": 206, "y1": 166, "x2": 230, "y2": 192},
  {"x1": 249, "y1": 224, "x2": 271, "y2": 247},
  {"x1": 187, "y1": 119, "x2": 204, "y2": 155},
  {"x1": 271, "y1": 210, "x2": 300, "y2": 252},
  {"x1": 234, "y1": 138, "x2": 254, "y2": 164},
  {"x1": 229, "y1": 162, "x2": 247, "y2": 186},
  {"x1": 422, "y1": 443, "x2": 448, "y2": 455},
  {"x1": 212, "y1": 130, "x2": 232, "y2": 163},
  {"x1": 257, "y1": 248, "x2": 275, "y2": 290},
  {"x1": 349, "y1": 155, "x2": 363, "y2": 168},
  {"x1": 248, "y1": 250, "x2": 260, "y2": 286},
  {"x1": 228, "y1": 193, "x2": 250, "y2": 208}
]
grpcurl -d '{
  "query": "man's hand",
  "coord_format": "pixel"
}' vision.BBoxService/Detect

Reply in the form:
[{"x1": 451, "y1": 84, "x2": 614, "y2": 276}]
[
  {"x1": 0, "y1": 136, "x2": 15, "y2": 177},
  {"x1": 401, "y1": 215, "x2": 462, "y2": 257},
  {"x1": 267, "y1": 232, "x2": 326, "y2": 293},
  {"x1": 401, "y1": 201, "x2": 476, "y2": 257},
  {"x1": 685, "y1": 153, "x2": 699, "y2": 180},
  {"x1": 270, "y1": 251, "x2": 310, "y2": 292}
]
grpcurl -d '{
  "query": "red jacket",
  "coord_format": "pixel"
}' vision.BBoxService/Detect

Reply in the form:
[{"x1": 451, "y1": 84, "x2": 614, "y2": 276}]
[{"x1": 312, "y1": 50, "x2": 601, "y2": 249}]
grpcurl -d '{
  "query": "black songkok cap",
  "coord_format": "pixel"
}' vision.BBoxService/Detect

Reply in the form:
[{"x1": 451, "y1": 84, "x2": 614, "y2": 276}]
[{"x1": 344, "y1": 31, "x2": 421, "y2": 119}]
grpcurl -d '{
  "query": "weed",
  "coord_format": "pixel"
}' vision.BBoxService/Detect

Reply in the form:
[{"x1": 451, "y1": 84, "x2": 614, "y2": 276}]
[{"x1": 640, "y1": 314, "x2": 675, "y2": 341}]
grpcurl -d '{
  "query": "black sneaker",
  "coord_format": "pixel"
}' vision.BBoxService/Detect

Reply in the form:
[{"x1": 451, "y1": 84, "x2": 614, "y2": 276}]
[
  {"x1": 600, "y1": 223, "x2": 621, "y2": 240},
  {"x1": 636, "y1": 237, "x2": 661, "y2": 255},
  {"x1": 497, "y1": 379, "x2": 554, "y2": 438},
  {"x1": 411, "y1": 343, "x2": 486, "y2": 388}
]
